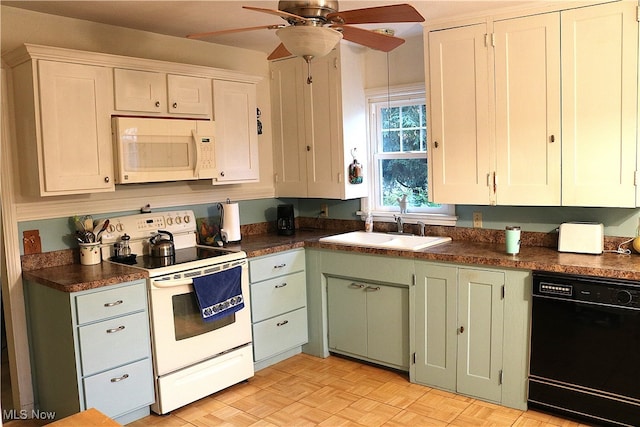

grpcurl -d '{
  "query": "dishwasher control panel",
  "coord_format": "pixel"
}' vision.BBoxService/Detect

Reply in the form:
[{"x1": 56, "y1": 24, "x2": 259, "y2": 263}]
[{"x1": 534, "y1": 272, "x2": 640, "y2": 308}]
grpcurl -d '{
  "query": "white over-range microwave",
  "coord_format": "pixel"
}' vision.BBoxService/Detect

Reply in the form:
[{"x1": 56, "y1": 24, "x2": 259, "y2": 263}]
[{"x1": 112, "y1": 117, "x2": 216, "y2": 184}]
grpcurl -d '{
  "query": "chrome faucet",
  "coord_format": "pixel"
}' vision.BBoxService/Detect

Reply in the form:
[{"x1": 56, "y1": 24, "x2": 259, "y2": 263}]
[
  {"x1": 417, "y1": 221, "x2": 426, "y2": 237},
  {"x1": 394, "y1": 215, "x2": 404, "y2": 233}
]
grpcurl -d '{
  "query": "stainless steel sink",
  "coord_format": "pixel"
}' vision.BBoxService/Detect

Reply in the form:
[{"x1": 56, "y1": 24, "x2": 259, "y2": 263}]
[{"x1": 319, "y1": 231, "x2": 452, "y2": 251}]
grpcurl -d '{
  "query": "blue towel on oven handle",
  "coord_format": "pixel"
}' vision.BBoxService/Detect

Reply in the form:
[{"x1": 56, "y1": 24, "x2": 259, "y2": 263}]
[{"x1": 192, "y1": 266, "x2": 244, "y2": 322}]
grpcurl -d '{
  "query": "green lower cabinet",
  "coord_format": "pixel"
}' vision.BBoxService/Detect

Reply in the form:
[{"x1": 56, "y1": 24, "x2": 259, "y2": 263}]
[
  {"x1": 25, "y1": 279, "x2": 154, "y2": 424},
  {"x1": 456, "y1": 268, "x2": 504, "y2": 403},
  {"x1": 414, "y1": 261, "x2": 530, "y2": 410},
  {"x1": 328, "y1": 277, "x2": 409, "y2": 370}
]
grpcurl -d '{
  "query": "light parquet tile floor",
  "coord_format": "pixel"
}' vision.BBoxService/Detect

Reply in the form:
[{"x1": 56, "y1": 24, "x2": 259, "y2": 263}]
[{"x1": 126, "y1": 354, "x2": 591, "y2": 427}]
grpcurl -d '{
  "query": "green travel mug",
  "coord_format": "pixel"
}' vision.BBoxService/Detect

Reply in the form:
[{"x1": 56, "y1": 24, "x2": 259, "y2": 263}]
[{"x1": 505, "y1": 226, "x2": 521, "y2": 255}]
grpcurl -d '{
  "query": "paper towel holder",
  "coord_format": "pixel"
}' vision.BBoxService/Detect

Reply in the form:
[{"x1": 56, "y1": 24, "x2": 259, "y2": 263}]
[{"x1": 217, "y1": 199, "x2": 241, "y2": 243}]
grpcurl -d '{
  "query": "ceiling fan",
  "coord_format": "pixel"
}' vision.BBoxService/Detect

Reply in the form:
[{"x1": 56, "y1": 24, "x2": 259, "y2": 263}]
[{"x1": 187, "y1": 1, "x2": 424, "y2": 82}]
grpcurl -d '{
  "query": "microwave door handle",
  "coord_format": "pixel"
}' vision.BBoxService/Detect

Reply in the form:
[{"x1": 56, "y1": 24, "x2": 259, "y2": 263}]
[
  {"x1": 192, "y1": 129, "x2": 201, "y2": 178},
  {"x1": 151, "y1": 277, "x2": 194, "y2": 288}
]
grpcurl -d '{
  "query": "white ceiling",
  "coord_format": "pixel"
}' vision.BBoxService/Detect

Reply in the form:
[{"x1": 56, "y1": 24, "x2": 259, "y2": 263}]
[{"x1": 3, "y1": 1, "x2": 535, "y2": 55}]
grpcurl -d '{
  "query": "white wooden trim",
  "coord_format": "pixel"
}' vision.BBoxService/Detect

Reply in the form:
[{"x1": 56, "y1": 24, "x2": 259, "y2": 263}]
[
  {"x1": 14, "y1": 184, "x2": 276, "y2": 221},
  {"x1": 1, "y1": 63, "x2": 35, "y2": 412},
  {"x1": 3, "y1": 44, "x2": 263, "y2": 84}
]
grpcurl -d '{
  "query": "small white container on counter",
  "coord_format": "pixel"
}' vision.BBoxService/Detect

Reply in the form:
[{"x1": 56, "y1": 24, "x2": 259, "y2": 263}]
[{"x1": 79, "y1": 243, "x2": 101, "y2": 265}]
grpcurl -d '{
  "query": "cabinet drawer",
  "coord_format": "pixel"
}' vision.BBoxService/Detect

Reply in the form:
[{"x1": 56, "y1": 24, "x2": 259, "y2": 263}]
[
  {"x1": 251, "y1": 271, "x2": 306, "y2": 322},
  {"x1": 253, "y1": 307, "x2": 308, "y2": 361},
  {"x1": 250, "y1": 250, "x2": 305, "y2": 283},
  {"x1": 83, "y1": 358, "x2": 154, "y2": 418},
  {"x1": 75, "y1": 281, "x2": 146, "y2": 324},
  {"x1": 78, "y1": 311, "x2": 151, "y2": 376}
]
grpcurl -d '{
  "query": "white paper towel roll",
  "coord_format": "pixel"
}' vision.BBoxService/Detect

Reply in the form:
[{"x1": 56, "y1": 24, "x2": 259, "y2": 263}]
[{"x1": 221, "y1": 203, "x2": 241, "y2": 242}]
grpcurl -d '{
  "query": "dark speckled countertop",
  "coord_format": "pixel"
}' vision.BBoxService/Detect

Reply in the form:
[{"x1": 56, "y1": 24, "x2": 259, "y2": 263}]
[
  {"x1": 22, "y1": 261, "x2": 148, "y2": 293},
  {"x1": 22, "y1": 227, "x2": 640, "y2": 292},
  {"x1": 231, "y1": 229, "x2": 640, "y2": 281}
]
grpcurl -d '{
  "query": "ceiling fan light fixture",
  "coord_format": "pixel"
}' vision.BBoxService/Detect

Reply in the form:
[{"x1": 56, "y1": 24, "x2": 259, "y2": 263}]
[{"x1": 276, "y1": 25, "x2": 342, "y2": 60}]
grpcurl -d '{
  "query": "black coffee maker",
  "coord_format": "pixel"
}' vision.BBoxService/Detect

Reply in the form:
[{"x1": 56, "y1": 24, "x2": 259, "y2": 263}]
[{"x1": 277, "y1": 204, "x2": 295, "y2": 236}]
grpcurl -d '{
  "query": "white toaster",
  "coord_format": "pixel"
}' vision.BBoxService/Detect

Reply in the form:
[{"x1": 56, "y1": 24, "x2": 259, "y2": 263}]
[{"x1": 557, "y1": 222, "x2": 604, "y2": 254}]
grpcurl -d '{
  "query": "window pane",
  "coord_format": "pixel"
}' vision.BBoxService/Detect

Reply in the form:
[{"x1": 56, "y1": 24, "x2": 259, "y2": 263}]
[
  {"x1": 401, "y1": 105, "x2": 421, "y2": 128},
  {"x1": 420, "y1": 104, "x2": 427, "y2": 127},
  {"x1": 402, "y1": 129, "x2": 422, "y2": 151},
  {"x1": 382, "y1": 107, "x2": 399, "y2": 129},
  {"x1": 380, "y1": 158, "x2": 439, "y2": 209},
  {"x1": 382, "y1": 130, "x2": 400, "y2": 152}
]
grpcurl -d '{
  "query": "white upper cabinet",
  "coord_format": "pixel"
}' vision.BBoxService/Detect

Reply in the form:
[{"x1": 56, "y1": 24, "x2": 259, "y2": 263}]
[
  {"x1": 9, "y1": 56, "x2": 115, "y2": 196},
  {"x1": 114, "y1": 68, "x2": 211, "y2": 116},
  {"x1": 561, "y1": 1, "x2": 638, "y2": 207},
  {"x1": 211, "y1": 80, "x2": 260, "y2": 184},
  {"x1": 429, "y1": 13, "x2": 560, "y2": 206},
  {"x1": 494, "y1": 13, "x2": 561, "y2": 206},
  {"x1": 270, "y1": 46, "x2": 369, "y2": 199},
  {"x1": 429, "y1": 23, "x2": 492, "y2": 205},
  {"x1": 270, "y1": 57, "x2": 308, "y2": 196},
  {"x1": 427, "y1": 1, "x2": 638, "y2": 207}
]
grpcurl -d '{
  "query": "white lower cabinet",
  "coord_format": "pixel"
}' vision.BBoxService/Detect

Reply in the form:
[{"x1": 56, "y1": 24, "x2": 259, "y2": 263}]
[
  {"x1": 25, "y1": 279, "x2": 154, "y2": 424},
  {"x1": 327, "y1": 277, "x2": 409, "y2": 370},
  {"x1": 249, "y1": 249, "x2": 308, "y2": 369},
  {"x1": 413, "y1": 261, "x2": 531, "y2": 410}
]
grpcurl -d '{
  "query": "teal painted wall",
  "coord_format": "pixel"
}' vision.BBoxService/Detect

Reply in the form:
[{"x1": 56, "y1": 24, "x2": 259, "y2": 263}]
[
  {"x1": 17, "y1": 198, "x2": 640, "y2": 254},
  {"x1": 456, "y1": 205, "x2": 640, "y2": 237}
]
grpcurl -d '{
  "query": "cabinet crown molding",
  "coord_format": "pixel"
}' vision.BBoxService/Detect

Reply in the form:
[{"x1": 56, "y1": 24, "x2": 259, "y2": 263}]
[{"x1": 3, "y1": 43, "x2": 263, "y2": 84}]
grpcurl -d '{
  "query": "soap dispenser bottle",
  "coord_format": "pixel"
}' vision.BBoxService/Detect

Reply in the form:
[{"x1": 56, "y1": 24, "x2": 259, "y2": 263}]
[{"x1": 365, "y1": 212, "x2": 373, "y2": 233}]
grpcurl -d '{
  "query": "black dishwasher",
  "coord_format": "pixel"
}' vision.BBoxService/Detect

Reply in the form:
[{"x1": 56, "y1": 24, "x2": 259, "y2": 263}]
[{"x1": 529, "y1": 272, "x2": 640, "y2": 426}]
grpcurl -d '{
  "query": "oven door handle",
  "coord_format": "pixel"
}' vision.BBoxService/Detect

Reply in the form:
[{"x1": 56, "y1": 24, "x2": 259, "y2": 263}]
[{"x1": 151, "y1": 278, "x2": 194, "y2": 288}]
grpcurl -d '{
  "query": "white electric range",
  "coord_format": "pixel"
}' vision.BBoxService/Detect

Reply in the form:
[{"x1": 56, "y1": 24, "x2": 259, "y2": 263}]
[{"x1": 102, "y1": 210, "x2": 253, "y2": 414}]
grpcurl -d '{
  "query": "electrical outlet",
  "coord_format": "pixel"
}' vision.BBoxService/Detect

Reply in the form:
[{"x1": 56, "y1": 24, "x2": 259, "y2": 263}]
[
  {"x1": 473, "y1": 212, "x2": 483, "y2": 228},
  {"x1": 320, "y1": 204, "x2": 328, "y2": 218}
]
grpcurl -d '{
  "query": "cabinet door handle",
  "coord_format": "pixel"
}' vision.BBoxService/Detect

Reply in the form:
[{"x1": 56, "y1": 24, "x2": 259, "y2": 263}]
[
  {"x1": 110, "y1": 374, "x2": 129, "y2": 383},
  {"x1": 274, "y1": 263, "x2": 287, "y2": 269},
  {"x1": 549, "y1": 134, "x2": 555, "y2": 143},
  {"x1": 349, "y1": 283, "x2": 365, "y2": 289},
  {"x1": 459, "y1": 326, "x2": 465, "y2": 334},
  {"x1": 434, "y1": 140, "x2": 439, "y2": 148},
  {"x1": 275, "y1": 283, "x2": 287, "y2": 288},
  {"x1": 104, "y1": 300, "x2": 123, "y2": 307},
  {"x1": 276, "y1": 320, "x2": 289, "y2": 327},
  {"x1": 104, "y1": 176, "x2": 110, "y2": 183},
  {"x1": 172, "y1": 102, "x2": 178, "y2": 109},
  {"x1": 155, "y1": 101, "x2": 161, "y2": 108},
  {"x1": 106, "y1": 325, "x2": 125, "y2": 334},
  {"x1": 365, "y1": 286, "x2": 381, "y2": 291}
]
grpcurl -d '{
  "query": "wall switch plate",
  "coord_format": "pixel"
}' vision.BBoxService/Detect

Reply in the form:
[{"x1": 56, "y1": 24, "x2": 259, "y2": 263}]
[
  {"x1": 23, "y1": 230, "x2": 42, "y2": 254},
  {"x1": 320, "y1": 204, "x2": 328, "y2": 218},
  {"x1": 473, "y1": 212, "x2": 483, "y2": 228}
]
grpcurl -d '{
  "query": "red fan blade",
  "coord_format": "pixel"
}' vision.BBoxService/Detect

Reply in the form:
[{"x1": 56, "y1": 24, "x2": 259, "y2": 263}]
[
  {"x1": 268, "y1": 43, "x2": 293, "y2": 60},
  {"x1": 327, "y1": 4, "x2": 424, "y2": 25},
  {"x1": 243, "y1": 6, "x2": 308, "y2": 24},
  {"x1": 337, "y1": 25, "x2": 405, "y2": 52},
  {"x1": 187, "y1": 24, "x2": 282, "y2": 39}
]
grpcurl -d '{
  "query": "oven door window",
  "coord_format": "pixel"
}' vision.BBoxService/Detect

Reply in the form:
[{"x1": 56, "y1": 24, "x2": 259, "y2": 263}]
[{"x1": 172, "y1": 291, "x2": 235, "y2": 341}]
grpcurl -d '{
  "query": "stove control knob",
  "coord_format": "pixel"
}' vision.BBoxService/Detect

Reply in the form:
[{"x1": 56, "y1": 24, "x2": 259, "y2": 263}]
[
  {"x1": 116, "y1": 223, "x2": 124, "y2": 232},
  {"x1": 175, "y1": 216, "x2": 182, "y2": 224},
  {"x1": 166, "y1": 217, "x2": 173, "y2": 226},
  {"x1": 184, "y1": 215, "x2": 191, "y2": 223},
  {"x1": 616, "y1": 290, "x2": 632, "y2": 305},
  {"x1": 108, "y1": 224, "x2": 116, "y2": 233}
]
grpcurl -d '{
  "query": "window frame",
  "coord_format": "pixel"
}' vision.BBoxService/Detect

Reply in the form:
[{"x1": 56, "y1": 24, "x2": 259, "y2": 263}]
[{"x1": 360, "y1": 83, "x2": 457, "y2": 226}]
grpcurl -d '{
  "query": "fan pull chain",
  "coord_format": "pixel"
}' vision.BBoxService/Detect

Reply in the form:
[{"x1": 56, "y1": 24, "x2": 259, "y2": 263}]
[{"x1": 304, "y1": 55, "x2": 313, "y2": 84}]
